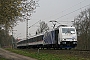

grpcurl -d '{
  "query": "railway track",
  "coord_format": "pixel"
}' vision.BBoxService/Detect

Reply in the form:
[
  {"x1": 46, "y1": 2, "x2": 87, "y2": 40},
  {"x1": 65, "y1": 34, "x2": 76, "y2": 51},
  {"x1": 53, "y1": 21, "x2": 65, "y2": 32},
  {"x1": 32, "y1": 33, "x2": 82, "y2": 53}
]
[{"x1": 23, "y1": 48, "x2": 90, "y2": 58}]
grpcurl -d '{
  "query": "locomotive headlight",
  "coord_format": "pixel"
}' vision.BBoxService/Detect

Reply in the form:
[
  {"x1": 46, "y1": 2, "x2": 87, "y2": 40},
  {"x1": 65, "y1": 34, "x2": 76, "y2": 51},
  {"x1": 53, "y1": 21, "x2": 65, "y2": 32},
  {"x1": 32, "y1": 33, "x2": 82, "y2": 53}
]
[
  {"x1": 72, "y1": 38, "x2": 77, "y2": 41},
  {"x1": 73, "y1": 42, "x2": 77, "y2": 44},
  {"x1": 72, "y1": 38, "x2": 74, "y2": 40},
  {"x1": 72, "y1": 37, "x2": 76, "y2": 40},
  {"x1": 62, "y1": 38, "x2": 66, "y2": 41},
  {"x1": 62, "y1": 42, "x2": 66, "y2": 44}
]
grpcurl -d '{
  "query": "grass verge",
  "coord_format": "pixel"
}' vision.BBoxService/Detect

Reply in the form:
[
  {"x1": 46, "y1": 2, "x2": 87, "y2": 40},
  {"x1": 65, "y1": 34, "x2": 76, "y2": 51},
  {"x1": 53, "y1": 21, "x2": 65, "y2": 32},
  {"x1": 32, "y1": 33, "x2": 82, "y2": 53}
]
[
  {"x1": 6, "y1": 48, "x2": 89, "y2": 60},
  {"x1": 0, "y1": 57, "x2": 9, "y2": 60}
]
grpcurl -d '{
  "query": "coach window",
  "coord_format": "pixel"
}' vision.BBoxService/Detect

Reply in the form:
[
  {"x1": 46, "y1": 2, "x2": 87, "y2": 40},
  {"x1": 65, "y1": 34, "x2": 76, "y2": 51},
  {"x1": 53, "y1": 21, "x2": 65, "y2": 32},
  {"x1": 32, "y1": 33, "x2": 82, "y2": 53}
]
[
  {"x1": 40, "y1": 36, "x2": 42, "y2": 40},
  {"x1": 37, "y1": 36, "x2": 39, "y2": 41},
  {"x1": 36, "y1": 36, "x2": 38, "y2": 41},
  {"x1": 34, "y1": 37, "x2": 36, "y2": 42},
  {"x1": 28, "y1": 39, "x2": 30, "y2": 42},
  {"x1": 25, "y1": 40, "x2": 26, "y2": 43},
  {"x1": 31, "y1": 38, "x2": 33, "y2": 43},
  {"x1": 20, "y1": 41, "x2": 22, "y2": 44},
  {"x1": 32, "y1": 38, "x2": 34, "y2": 42},
  {"x1": 30, "y1": 38, "x2": 32, "y2": 42},
  {"x1": 33, "y1": 38, "x2": 35, "y2": 42},
  {"x1": 19, "y1": 42, "x2": 21, "y2": 44},
  {"x1": 38, "y1": 36, "x2": 40, "y2": 41},
  {"x1": 22, "y1": 41, "x2": 24, "y2": 44},
  {"x1": 23, "y1": 40, "x2": 24, "y2": 44},
  {"x1": 41, "y1": 35, "x2": 43, "y2": 40},
  {"x1": 30, "y1": 39, "x2": 32, "y2": 43}
]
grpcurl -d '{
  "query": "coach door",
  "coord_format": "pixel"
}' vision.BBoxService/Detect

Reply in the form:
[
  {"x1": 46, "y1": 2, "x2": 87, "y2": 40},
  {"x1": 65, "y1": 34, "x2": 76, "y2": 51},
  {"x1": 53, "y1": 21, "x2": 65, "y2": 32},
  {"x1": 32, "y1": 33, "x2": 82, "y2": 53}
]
[{"x1": 55, "y1": 29, "x2": 59, "y2": 44}]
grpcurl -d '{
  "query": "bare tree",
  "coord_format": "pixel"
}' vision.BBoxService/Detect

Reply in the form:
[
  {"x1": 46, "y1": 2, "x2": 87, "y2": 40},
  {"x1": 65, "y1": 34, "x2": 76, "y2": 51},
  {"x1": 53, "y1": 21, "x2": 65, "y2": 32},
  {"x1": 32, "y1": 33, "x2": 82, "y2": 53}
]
[
  {"x1": 20, "y1": 0, "x2": 39, "y2": 39},
  {"x1": 74, "y1": 8, "x2": 90, "y2": 50},
  {"x1": 36, "y1": 21, "x2": 49, "y2": 34}
]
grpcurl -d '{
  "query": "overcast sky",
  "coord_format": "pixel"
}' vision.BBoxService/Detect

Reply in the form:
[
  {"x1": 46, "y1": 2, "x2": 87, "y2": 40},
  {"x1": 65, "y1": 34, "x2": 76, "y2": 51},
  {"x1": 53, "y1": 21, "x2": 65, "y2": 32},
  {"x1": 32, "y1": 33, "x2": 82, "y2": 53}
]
[{"x1": 13, "y1": 0, "x2": 90, "y2": 39}]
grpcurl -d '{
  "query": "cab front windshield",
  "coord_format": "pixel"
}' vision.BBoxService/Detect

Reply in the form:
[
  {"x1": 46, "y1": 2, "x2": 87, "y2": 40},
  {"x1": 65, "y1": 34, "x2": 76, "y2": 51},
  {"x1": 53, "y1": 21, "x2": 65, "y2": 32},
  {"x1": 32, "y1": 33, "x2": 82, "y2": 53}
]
[{"x1": 62, "y1": 28, "x2": 75, "y2": 33}]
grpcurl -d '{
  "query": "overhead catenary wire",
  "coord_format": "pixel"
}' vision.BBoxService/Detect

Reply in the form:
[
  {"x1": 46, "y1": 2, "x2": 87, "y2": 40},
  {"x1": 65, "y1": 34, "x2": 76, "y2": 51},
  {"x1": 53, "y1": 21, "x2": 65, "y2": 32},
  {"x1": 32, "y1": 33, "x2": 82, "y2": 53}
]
[
  {"x1": 32, "y1": 4, "x2": 90, "y2": 29},
  {"x1": 42, "y1": 0, "x2": 86, "y2": 21},
  {"x1": 29, "y1": 0, "x2": 89, "y2": 29},
  {"x1": 48, "y1": 4, "x2": 90, "y2": 28},
  {"x1": 46, "y1": 4, "x2": 90, "y2": 23},
  {"x1": 29, "y1": 20, "x2": 41, "y2": 28},
  {"x1": 54, "y1": 4, "x2": 90, "y2": 21}
]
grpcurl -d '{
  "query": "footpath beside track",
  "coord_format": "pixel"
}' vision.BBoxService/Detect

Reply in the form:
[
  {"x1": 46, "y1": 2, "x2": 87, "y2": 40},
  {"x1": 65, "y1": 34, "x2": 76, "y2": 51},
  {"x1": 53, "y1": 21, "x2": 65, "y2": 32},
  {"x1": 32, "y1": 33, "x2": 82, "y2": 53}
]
[{"x1": 0, "y1": 48, "x2": 37, "y2": 60}]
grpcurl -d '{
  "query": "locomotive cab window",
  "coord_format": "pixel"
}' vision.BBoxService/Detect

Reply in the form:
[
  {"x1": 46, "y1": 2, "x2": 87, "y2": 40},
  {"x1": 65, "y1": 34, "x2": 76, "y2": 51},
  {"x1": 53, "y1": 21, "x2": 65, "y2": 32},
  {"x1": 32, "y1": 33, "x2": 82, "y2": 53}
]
[{"x1": 62, "y1": 28, "x2": 75, "y2": 34}]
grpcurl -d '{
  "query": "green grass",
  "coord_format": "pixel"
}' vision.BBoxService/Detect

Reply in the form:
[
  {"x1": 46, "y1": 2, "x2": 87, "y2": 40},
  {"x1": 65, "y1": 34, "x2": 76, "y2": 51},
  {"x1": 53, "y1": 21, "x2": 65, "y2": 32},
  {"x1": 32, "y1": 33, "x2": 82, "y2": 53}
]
[
  {"x1": 0, "y1": 57, "x2": 9, "y2": 60},
  {"x1": 5, "y1": 48, "x2": 89, "y2": 60}
]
